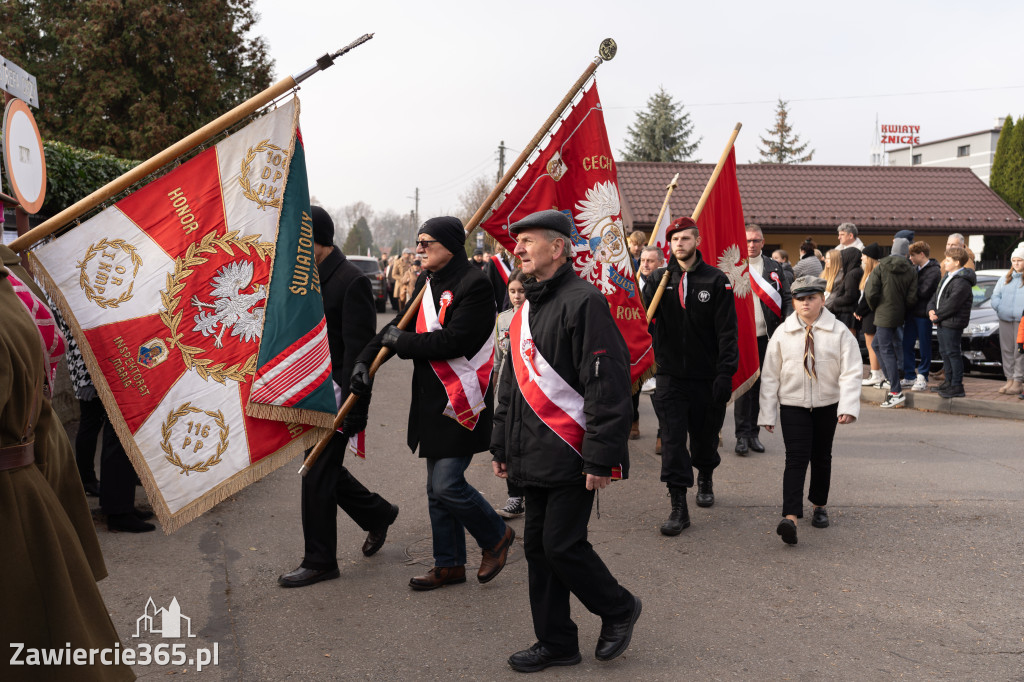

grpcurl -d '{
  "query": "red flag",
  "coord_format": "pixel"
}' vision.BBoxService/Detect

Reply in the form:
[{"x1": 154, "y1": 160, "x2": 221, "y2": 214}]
[
  {"x1": 480, "y1": 83, "x2": 654, "y2": 385},
  {"x1": 696, "y1": 148, "x2": 758, "y2": 398}
]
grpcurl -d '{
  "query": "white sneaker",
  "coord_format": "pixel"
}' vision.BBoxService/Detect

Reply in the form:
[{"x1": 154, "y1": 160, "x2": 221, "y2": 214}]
[
  {"x1": 862, "y1": 371, "x2": 884, "y2": 386},
  {"x1": 641, "y1": 378, "x2": 656, "y2": 394},
  {"x1": 880, "y1": 392, "x2": 905, "y2": 408},
  {"x1": 900, "y1": 378, "x2": 916, "y2": 388},
  {"x1": 911, "y1": 377, "x2": 928, "y2": 391}
]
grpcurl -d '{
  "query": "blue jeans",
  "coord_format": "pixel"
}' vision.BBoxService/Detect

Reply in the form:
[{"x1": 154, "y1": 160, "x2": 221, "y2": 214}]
[
  {"x1": 872, "y1": 326, "x2": 901, "y2": 390},
  {"x1": 426, "y1": 456, "x2": 506, "y2": 567},
  {"x1": 936, "y1": 327, "x2": 964, "y2": 387},
  {"x1": 902, "y1": 317, "x2": 933, "y2": 380}
]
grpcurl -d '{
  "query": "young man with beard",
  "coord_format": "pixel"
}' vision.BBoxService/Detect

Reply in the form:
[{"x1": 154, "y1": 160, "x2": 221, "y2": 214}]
[
  {"x1": 643, "y1": 217, "x2": 738, "y2": 535},
  {"x1": 492, "y1": 209, "x2": 640, "y2": 673},
  {"x1": 351, "y1": 216, "x2": 513, "y2": 591}
]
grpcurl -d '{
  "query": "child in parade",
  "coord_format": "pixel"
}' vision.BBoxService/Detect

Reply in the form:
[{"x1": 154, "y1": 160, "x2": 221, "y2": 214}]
[
  {"x1": 493, "y1": 269, "x2": 529, "y2": 518},
  {"x1": 758, "y1": 276, "x2": 862, "y2": 545}
]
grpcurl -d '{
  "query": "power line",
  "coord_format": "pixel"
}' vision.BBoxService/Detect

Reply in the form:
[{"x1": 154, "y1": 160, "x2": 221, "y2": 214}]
[{"x1": 419, "y1": 154, "x2": 495, "y2": 195}]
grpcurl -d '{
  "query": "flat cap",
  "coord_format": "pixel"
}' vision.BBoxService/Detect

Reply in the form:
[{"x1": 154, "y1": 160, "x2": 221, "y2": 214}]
[
  {"x1": 509, "y1": 209, "x2": 572, "y2": 238},
  {"x1": 791, "y1": 275, "x2": 826, "y2": 298}
]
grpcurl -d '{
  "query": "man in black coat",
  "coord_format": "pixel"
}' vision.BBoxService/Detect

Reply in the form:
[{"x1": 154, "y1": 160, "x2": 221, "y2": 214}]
[
  {"x1": 352, "y1": 216, "x2": 513, "y2": 591},
  {"x1": 643, "y1": 217, "x2": 739, "y2": 535},
  {"x1": 278, "y1": 206, "x2": 399, "y2": 588},
  {"x1": 928, "y1": 245, "x2": 976, "y2": 398},
  {"x1": 734, "y1": 223, "x2": 792, "y2": 456},
  {"x1": 902, "y1": 241, "x2": 940, "y2": 391},
  {"x1": 492, "y1": 210, "x2": 640, "y2": 673}
]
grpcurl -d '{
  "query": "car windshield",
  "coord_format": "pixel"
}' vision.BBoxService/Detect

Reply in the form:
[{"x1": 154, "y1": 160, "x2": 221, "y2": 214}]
[
  {"x1": 972, "y1": 277, "x2": 996, "y2": 308},
  {"x1": 351, "y1": 260, "x2": 380, "y2": 275}
]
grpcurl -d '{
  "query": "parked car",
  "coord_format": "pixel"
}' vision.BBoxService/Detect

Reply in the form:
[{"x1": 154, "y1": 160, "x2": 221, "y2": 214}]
[{"x1": 347, "y1": 256, "x2": 388, "y2": 312}]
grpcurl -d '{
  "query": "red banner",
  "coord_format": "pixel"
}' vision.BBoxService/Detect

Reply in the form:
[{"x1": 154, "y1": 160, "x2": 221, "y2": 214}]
[
  {"x1": 480, "y1": 83, "x2": 654, "y2": 385},
  {"x1": 696, "y1": 148, "x2": 758, "y2": 397}
]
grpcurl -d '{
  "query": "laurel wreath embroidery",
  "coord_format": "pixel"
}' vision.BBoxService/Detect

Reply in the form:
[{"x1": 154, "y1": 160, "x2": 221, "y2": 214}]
[
  {"x1": 239, "y1": 140, "x2": 287, "y2": 211},
  {"x1": 160, "y1": 403, "x2": 229, "y2": 475},
  {"x1": 158, "y1": 230, "x2": 273, "y2": 383},
  {"x1": 76, "y1": 238, "x2": 143, "y2": 308}
]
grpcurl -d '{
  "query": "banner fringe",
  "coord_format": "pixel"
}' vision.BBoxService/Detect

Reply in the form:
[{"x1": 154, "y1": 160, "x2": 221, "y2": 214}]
[
  {"x1": 631, "y1": 361, "x2": 657, "y2": 394},
  {"x1": 245, "y1": 401, "x2": 335, "y2": 429},
  {"x1": 729, "y1": 367, "x2": 760, "y2": 404}
]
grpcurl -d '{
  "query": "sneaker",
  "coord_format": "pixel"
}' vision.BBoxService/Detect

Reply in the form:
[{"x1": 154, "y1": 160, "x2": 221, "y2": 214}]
[
  {"x1": 879, "y1": 391, "x2": 905, "y2": 408},
  {"x1": 495, "y1": 497, "x2": 524, "y2": 519},
  {"x1": 862, "y1": 371, "x2": 883, "y2": 386},
  {"x1": 879, "y1": 379, "x2": 890, "y2": 390},
  {"x1": 911, "y1": 376, "x2": 928, "y2": 391},
  {"x1": 900, "y1": 377, "x2": 916, "y2": 388}
]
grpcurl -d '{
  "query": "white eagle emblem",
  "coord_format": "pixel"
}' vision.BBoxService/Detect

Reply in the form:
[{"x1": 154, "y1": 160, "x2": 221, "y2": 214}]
[
  {"x1": 571, "y1": 181, "x2": 631, "y2": 295},
  {"x1": 191, "y1": 261, "x2": 267, "y2": 348},
  {"x1": 717, "y1": 244, "x2": 751, "y2": 298}
]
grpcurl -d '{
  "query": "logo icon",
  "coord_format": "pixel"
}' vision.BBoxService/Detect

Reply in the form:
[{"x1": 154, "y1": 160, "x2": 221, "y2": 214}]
[
  {"x1": 134, "y1": 597, "x2": 196, "y2": 639},
  {"x1": 138, "y1": 338, "x2": 168, "y2": 369},
  {"x1": 546, "y1": 151, "x2": 567, "y2": 181},
  {"x1": 697, "y1": 290, "x2": 711, "y2": 303}
]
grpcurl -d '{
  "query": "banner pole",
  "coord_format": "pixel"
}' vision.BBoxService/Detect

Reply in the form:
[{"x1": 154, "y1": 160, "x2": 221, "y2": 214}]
[
  {"x1": 645, "y1": 123, "x2": 742, "y2": 323},
  {"x1": 299, "y1": 39, "x2": 618, "y2": 476},
  {"x1": 9, "y1": 34, "x2": 374, "y2": 253}
]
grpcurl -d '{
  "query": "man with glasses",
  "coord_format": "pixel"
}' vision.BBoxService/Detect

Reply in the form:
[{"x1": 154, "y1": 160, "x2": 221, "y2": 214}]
[
  {"x1": 351, "y1": 216, "x2": 514, "y2": 592},
  {"x1": 835, "y1": 223, "x2": 865, "y2": 252},
  {"x1": 734, "y1": 224, "x2": 792, "y2": 456}
]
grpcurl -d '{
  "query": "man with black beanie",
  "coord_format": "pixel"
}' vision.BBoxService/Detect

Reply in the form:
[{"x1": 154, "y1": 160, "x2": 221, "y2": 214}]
[
  {"x1": 351, "y1": 216, "x2": 514, "y2": 592},
  {"x1": 278, "y1": 206, "x2": 399, "y2": 588}
]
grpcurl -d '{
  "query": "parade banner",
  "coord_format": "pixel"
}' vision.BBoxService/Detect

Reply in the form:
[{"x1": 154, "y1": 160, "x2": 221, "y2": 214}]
[
  {"x1": 31, "y1": 99, "x2": 337, "y2": 532},
  {"x1": 696, "y1": 148, "x2": 759, "y2": 399},
  {"x1": 480, "y1": 83, "x2": 654, "y2": 385}
]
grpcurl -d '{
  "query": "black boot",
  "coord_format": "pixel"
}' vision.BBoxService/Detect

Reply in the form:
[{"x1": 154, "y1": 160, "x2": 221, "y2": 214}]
[
  {"x1": 695, "y1": 471, "x2": 714, "y2": 508},
  {"x1": 659, "y1": 487, "x2": 690, "y2": 536}
]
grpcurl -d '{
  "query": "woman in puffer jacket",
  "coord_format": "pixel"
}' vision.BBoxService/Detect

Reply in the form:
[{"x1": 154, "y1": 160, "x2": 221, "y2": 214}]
[
  {"x1": 758, "y1": 276, "x2": 862, "y2": 546},
  {"x1": 825, "y1": 246, "x2": 863, "y2": 331},
  {"x1": 989, "y1": 247, "x2": 1024, "y2": 394}
]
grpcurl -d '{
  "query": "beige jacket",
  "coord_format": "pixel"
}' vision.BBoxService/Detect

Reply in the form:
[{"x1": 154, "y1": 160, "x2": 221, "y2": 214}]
[{"x1": 758, "y1": 307, "x2": 862, "y2": 426}]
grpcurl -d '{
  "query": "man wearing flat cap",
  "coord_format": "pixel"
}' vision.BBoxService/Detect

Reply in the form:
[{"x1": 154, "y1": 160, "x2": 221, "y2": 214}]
[
  {"x1": 492, "y1": 209, "x2": 640, "y2": 673},
  {"x1": 278, "y1": 206, "x2": 399, "y2": 588},
  {"x1": 352, "y1": 216, "x2": 514, "y2": 591},
  {"x1": 642, "y1": 216, "x2": 738, "y2": 536}
]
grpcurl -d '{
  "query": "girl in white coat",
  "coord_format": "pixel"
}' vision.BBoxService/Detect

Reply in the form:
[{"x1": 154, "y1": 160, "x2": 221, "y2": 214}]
[{"x1": 759, "y1": 276, "x2": 862, "y2": 545}]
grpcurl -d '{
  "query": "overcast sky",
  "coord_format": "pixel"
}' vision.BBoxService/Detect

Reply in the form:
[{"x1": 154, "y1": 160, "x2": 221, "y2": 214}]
[{"x1": 254, "y1": 0, "x2": 1023, "y2": 222}]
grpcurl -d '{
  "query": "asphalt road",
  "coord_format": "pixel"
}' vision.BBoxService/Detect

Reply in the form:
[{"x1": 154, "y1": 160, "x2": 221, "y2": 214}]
[{"x1": 90, "y1": 312, "x2": 1024, "y2": 681}]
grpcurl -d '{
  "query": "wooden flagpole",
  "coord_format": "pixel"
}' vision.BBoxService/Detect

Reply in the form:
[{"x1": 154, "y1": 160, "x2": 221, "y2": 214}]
[
  {"x1": 298, "y1": 39, "x2": 619, "y2": 475},
  {"x1": 8, "y1": 34, "x2": 374, "y2": 254},
  {"x1": 645, "y1": 122, "x2": 742, "y2": 323}
]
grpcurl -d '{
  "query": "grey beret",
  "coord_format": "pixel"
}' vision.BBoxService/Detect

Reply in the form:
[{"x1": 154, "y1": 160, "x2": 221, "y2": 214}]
[{"x1": 509, "y1": 209, "x2": 572, "y2": 238}]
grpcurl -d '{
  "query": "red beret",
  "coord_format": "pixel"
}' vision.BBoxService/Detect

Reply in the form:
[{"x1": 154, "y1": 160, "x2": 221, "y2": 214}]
[{"x1": 665, "y1": 216, "x2": 698, "y2": 240}]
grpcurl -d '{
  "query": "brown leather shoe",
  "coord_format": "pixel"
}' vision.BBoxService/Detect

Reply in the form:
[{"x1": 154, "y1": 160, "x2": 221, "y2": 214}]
[
  {"x1": 629, "y1": 420, "x2": 640, "y2": 440},
  {"x1": 409, "y1": 565, "x2": 466, "y2": 591},
  {"x1": 478, "y1": 525, "x2": 515, "y2": 583}
]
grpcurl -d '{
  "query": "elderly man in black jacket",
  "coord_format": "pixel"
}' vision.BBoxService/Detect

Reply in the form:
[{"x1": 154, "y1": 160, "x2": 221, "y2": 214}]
[
  {"x1": 733, "y1": 223, "x2": 792, "y2": 456},
  {"x1": 352, "y1": 216, "x2": 513, "y2": 592},
  {"x1": 644, "y1": 217, "x2": 739, "y2": 535},
  {"x1": 491, "y1": 209, "x2": 640, "y2": 673},
  {"x1": 278, "y1": 207, "x2": 400, "y2": 588}
]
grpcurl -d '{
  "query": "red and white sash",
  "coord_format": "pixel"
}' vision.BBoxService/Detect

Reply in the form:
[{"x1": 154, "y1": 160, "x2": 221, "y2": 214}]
[
  {"x1": 509, "y1": 300, "x2": 586, "y2": 455},
  {"x1": 490, "y1": 254, "x2": 511, "y2": 286},
  {"x1": 748, "y1": 263, "x2": 783, "y2": 317},
  {"x1": 8, "y1": 272, "x2": 66, "y2": 387},
  {"x1": 416, "y1": 280, "x2": 494, "y2": 430}
]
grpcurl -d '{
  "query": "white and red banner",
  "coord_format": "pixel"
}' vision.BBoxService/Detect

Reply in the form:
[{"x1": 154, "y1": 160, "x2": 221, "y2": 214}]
[
  {"x1": 480, "y1": 83, "x2": 654, "y2": 387},
  {"x1": 651, "y1": 206, "x2": 673, "y2": 262},
  {"x1": 31, "y1": 99, "x2": 337, "y2": 532}
]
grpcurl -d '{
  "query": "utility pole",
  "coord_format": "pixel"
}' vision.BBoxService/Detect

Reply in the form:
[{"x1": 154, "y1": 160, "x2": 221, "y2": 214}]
[
  {"x1": 496, "y1": 140, "x2": 506, "y2": 184},
  {"x1": 407, "y1": 188, "x2": 419, "y2": 228}
]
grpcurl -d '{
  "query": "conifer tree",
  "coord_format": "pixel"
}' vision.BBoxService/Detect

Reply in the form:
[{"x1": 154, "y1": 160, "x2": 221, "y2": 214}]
[
  {"x1": 342, "y1": 217, "x2": 375, "y2": 256},
  {"x1": 757, "y1": 99, "x2": 814, "y2": 164},
  {"x1": 621, "y1": 87, "x2": 701, "y2": 162},
  {"x1": 989, "y1": 115, "x2": 1014, "y2": 198}
]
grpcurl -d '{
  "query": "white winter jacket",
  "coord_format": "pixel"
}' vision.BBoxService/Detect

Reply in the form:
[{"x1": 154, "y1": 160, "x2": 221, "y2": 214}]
[{"x1": 758, "y1": 307, "x2": 862, "y2": 426}]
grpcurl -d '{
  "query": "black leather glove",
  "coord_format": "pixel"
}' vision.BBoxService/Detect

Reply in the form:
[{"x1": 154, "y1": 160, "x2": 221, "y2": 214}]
[
  {"x1": 350, "y1": 362, "x2": 373, "y2": 397},
  {"x1": 1018, "y1": 342, "x2": 1023, "y2": 354},
  {"x1": 381, "y1": 324, "x2": 405, "y2": 348},
  {"x1": 712, "y1": 375, "x2": 732, "y2": 406},
  {"x1": 342, "y1": 408, "x2": 368, "y2": 436}
]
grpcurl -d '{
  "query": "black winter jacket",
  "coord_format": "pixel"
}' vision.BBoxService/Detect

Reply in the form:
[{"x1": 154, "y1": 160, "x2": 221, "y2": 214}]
[
  {"x1": 825, "y1": 247, "x2": 863, "y2": 327},
  {"x1": 491, "y1": 263, "x2": 632, "y2": 486},
  {"x1": 319, "y1": 248, "x2": 376, "y2": 399},
  {"x1": 643, "y1": 251, "x2": 739, "y2": 381},
  {"x1": 357, "y1": 255, "x2": 495, "y2": 458},
  {"x1": 929, "y1": 267, "x2": 976, "y2": 330},
  {"x1": 910, "y1": 258, "x2": 940, "y2": 319}
]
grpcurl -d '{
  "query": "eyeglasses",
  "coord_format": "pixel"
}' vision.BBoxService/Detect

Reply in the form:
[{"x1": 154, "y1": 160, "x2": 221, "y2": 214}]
[
  {"x1": 746, "y1": 238, "x2": 764, "y2": 243},
  {"x1": 415, "y1": 239, "x2": 439, "y2": 249}
]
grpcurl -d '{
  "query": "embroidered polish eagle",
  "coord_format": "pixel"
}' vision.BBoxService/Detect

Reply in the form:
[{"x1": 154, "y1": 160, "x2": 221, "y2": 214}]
[
  {"x1": 717, "y1": 245, "x2": 751, "y2": 298},
  {"x1": 572, "y1": 181, "x2": 631, "y2": 295},
  {"x1": 191, "y1": 261, "x2": 267, "y2": 348}
]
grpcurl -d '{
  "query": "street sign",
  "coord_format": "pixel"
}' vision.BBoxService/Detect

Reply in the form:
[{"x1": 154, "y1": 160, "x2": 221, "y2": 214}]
[
  {"x1": 3, "y1": 99, "x2": 47, "y2": 214},
  {"x1": 0, "y1": 54, "x2": 39, "y2": 108}
]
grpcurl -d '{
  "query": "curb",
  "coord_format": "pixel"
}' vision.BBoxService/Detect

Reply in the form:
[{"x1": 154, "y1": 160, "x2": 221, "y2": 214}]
[{"x1": 861, "y1": 385, "x2": 1024, "y2": 421}]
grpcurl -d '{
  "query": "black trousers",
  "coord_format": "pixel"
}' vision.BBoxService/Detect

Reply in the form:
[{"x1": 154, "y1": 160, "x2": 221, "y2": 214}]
[
  {"x1": 779, "y1": 403, "x2": 838, "y2": 518},
  {"x1": 733, "y1": 334, "x2": 769, "y2": 438},
  {"x1": 654, "y1": 375, "x2": 725, "y2": 489},
  {"x1": 523, "y1": 485, "x2": 633, "y2": 656},
  {"x1": 75, "y1": 398, "x2": 103, "y2": 486},
  {"x1": 99, "y1": 411, "x2": 137, "y2": 515},
  {"x1": 631, "y1": 391, "x2": 640, "y2": 422},
  {"x1": 300, "y1": 431, "x2": 395, "y2": 571}
]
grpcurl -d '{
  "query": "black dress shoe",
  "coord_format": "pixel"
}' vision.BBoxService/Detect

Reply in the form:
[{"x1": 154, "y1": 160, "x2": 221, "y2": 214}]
[
  {"x1": 508, "y1": 643, "x2": 582, "y2": 673},
  {"x1": 83, "y1": 481, "x2": 100, "y2": 497},
  {"x1": 735, "y1": 437, "x2": 749, "y2": 456},
  {"x1": 595, "y1": 595, "x2": 642, "y2": 661},
  {"x1": 695, "y1": 472, "x2": 714, "y2": 508},
  {"x1": 277, "y1": 566, "x2": 341, "y2": 588},
  {"x1": 107, "y1": 513, "x2": 156, "y2": 533},
  {"x1": 776, "y1": 518, "x2": 797, "y2": 545},
  {"x1": 811, "y1": 507, "x2": 829, "y2": 528},
  {"x1": 362, "y1": 503, "x2": 399, "y2": 557},
  {"x1": 133, "y1": 508, "x2": 155, "y2": 520},
  {"x1": 748, "y1": 437, "x2": 765, "y2": 453}
]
